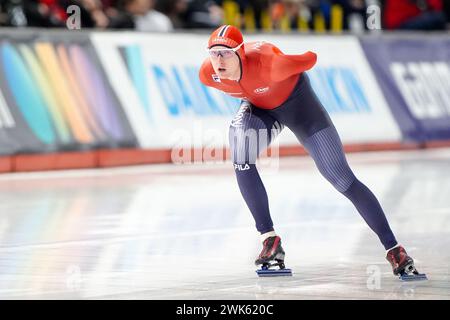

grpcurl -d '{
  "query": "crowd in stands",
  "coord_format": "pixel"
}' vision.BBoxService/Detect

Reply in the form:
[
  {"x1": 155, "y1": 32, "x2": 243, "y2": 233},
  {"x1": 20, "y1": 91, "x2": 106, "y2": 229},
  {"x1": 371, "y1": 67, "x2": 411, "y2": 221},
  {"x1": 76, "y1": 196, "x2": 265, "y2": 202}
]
[{"x1": 0, "y1": 0, "x2": 448, "y2": 31}]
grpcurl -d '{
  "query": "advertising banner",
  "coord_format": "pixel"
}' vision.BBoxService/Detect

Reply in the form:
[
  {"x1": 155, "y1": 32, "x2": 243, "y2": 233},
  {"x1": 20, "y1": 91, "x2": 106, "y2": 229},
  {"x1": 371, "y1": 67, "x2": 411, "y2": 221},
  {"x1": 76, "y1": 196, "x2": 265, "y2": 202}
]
[
  {"x1": 0, "y1": 31, "x2": 137, "y2": 155},
  {"x1": 360, "y1": 35, "x2": 450, "y2": 142},
  {"x1": 92, "y1": 32, "x2": 401, "y2": 152}
]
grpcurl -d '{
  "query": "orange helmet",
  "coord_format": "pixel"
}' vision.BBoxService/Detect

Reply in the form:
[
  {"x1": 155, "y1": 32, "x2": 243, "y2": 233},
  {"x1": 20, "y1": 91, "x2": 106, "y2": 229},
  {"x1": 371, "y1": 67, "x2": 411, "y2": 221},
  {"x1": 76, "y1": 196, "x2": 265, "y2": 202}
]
[{"x1": 208, "y1": 25, "x2": 245, "y2": 60}]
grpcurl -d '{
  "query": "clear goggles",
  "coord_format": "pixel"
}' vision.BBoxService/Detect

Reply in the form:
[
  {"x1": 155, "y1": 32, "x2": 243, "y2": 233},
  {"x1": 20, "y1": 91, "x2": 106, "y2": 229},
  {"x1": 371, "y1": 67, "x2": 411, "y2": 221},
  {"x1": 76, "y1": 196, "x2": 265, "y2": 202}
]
[{"x1": 207, "y1": 42, "x2": 243, "y2": 58}]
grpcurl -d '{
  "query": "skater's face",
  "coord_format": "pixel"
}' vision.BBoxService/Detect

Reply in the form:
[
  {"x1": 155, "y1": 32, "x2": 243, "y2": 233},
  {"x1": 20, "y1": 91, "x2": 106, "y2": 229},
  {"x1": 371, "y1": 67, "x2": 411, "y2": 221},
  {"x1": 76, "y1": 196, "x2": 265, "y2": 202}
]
[{"x1": 208, "y1": 45, "x2": 241, "y2": 81}]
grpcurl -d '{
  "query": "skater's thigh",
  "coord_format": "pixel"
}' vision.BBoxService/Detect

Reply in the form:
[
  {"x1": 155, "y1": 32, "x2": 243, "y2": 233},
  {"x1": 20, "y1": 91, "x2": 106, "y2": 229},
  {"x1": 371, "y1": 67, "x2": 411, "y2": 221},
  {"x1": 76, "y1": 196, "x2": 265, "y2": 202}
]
[
  {"x1": 229, "y1": 101, "x2": 283, "y2": 164},
  {"x1": 270, "y1": 73, "x2": 333, "y2": 140},
  {"x1": 302, "y1": 125, "x2": 356, "y2": 192}
]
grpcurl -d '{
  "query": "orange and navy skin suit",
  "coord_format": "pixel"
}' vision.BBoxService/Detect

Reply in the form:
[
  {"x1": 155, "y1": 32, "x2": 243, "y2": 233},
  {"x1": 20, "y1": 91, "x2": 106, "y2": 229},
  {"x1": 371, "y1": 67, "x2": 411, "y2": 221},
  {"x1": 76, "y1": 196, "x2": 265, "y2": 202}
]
[
  {"x1": 199, "y1": 41, "x2": 317, "y2": 109},
  {"x1": 198, "y1": 40, "x2": 399, "y2": 252}
]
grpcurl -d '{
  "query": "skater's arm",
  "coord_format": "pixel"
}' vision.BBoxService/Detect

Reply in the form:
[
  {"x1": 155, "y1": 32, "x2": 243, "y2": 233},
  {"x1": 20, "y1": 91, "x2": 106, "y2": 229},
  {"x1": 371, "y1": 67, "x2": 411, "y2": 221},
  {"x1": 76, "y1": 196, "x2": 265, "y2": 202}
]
[{"x1": 270, "y1": 50, "x2": 317, "y2": 82}]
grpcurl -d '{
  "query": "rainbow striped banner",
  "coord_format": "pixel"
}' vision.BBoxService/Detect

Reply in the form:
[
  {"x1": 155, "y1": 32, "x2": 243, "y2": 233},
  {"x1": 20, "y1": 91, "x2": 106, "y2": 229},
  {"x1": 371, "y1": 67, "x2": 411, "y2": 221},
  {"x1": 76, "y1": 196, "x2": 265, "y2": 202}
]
[{"x1": 0, "y1": 32, "x2": 137, "y2": 155}]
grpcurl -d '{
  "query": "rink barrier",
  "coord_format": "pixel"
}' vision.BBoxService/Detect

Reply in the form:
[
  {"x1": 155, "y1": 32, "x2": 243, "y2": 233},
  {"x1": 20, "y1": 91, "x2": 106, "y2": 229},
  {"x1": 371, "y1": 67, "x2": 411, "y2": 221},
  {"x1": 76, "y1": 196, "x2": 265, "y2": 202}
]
[
  {"x1": 4, "y1": 140, "x2": 450, "y2": 173},
  {"x1": 0, "y1": 156, "x2": 12, "y2": 173},
  {"x1": 12, "y1": 151, "x2": 97, "y2": 172}
]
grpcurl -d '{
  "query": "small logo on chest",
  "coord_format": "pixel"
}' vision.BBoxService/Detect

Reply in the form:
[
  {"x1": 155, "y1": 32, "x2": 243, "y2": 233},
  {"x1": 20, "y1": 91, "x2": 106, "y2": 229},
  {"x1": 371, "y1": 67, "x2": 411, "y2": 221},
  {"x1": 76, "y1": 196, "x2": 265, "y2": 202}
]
[
  {"x1": 254, "y1": 87, "x2": 269, "y2": 94},
  {"x1": 212, "y1": 74, "x2": 221, "y2": 82}
]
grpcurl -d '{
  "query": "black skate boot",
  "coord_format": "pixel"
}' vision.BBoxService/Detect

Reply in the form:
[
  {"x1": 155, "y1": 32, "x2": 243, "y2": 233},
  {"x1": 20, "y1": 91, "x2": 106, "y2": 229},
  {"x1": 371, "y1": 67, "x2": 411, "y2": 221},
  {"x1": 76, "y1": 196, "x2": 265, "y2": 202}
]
[
  {"x1": 386, "y1": 245, "x2": 427, "y2": 281},
  {"x1": 255, "y1": 236, "x2": 292, "y2": 277}
]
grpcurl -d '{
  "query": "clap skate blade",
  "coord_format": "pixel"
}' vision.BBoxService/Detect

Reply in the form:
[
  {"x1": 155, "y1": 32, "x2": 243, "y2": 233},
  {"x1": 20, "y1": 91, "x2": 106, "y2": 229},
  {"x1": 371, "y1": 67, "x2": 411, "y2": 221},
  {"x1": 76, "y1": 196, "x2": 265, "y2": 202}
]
[
  {"x1": 399, "y1": 263, "x2": 427, "y2": 281},
  {"x1": 256, "y1": 260, "x2": 292, "y2": 277}
]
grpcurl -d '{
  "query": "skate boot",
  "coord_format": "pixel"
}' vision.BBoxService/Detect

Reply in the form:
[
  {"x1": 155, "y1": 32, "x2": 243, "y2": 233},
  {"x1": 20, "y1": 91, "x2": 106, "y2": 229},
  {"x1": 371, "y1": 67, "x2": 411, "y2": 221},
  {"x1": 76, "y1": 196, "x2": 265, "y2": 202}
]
[
  {"x1": 255, "y1": 236, "x2": 292, "y2": 277},
  {"x1": 386, "y1": 245, "x2": 427, "y2": 281}
]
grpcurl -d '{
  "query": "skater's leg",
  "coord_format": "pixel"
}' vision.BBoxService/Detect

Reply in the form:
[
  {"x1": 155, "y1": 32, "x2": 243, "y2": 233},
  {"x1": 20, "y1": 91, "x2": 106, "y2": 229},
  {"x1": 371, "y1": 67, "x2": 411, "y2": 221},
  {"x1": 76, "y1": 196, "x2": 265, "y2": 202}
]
[
  {"x1": 270, "y1": 73, "x2": 398, "y2": 250},
  {"x1": 301, "y1": 125, "x2": 398, "y2": 250},
  {"x1": 229, "y1": 100, "x2": 283, "y2": 234}
]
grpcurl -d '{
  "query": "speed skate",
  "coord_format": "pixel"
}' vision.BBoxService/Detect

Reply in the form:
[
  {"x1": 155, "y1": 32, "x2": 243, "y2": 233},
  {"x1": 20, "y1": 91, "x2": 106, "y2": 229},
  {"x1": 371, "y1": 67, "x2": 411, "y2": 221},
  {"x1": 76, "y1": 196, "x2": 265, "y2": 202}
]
[
  {"x1": 386, "y1": 245, "x2": 428, "y2": 282},
  {"x1": 256, "y1": 260, "x2": 292, "y2": 277},
  {"x1": 255, "y1": 235, "x2": 292, "y2": 277},
  {"x1": 398, "y1": 264, "x2": 428, "y2": 282}
]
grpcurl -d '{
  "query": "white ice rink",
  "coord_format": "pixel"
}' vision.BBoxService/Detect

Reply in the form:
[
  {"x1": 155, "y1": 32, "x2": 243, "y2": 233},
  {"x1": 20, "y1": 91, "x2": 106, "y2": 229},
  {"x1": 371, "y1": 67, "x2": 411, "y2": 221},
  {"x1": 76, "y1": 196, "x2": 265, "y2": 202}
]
[{"x1": 0, "y1": 148, "x2": 449, "y2": 300}]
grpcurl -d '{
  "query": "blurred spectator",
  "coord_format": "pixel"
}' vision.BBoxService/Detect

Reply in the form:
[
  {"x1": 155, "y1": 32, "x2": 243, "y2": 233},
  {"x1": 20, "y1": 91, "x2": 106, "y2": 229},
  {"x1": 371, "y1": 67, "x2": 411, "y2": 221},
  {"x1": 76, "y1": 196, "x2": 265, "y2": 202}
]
[
  {"x1": 112, "y1": 0, "x2": 173, "y2": 31},
  {"x1": 444, "y1": 0, "x2": 450, "y2": 25},
  {"x1": 282, "y1": 0, "x2": 304, "y2": 30},
  {"x1": 294, "y1": 0, "x2": 368, "y2": 31},
  {"x1": 332, "y1": 0, "x2": 367, "y2": 31},
  {"x1": 100, "y1": 0, "x2": 118, "y2": 10},
  {"x1": 1, "y1": 0, "x2": 448, "y2": 31},
  {"x1": 283, "y1": 0, "x2": 314, "y2": 30},
  {"x1": 32, "y1": 0, "x2": 67, "y2": 26},
  {"x1": 0, "y1": 0, "x2": 28, "y2": 26},
  {"x1": 99, "y1": 0, "x2": 123, "y2": 25},
  {"x1": 241, "y1": 0, "x2": 269, "y2": 30},
  {"x1": 81, "y1": 0, "x2": 110, "y2": 28},
  {"x1": 17, "y1": 0, "x2": 114, "y2": 29},
  {"x1": 155, "y1": 0, "x2": 189, "y2": 28},
  {"x1": 383, "y1": 0, "x2": 447, "y2": 30},
  {"x1": 183, "y1": 0, "x2": 224, "y2": 28},
  {"x1": 0, "y1": 0, "x2": 67, "y2": 27}
]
